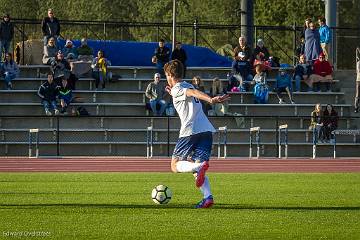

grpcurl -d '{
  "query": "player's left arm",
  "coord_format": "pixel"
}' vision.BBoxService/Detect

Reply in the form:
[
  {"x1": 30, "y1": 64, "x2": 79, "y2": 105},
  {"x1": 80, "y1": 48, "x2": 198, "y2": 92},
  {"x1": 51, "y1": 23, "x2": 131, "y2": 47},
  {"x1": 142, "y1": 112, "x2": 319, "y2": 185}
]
[{"x1": 186, "y1": 88, "x2": 230, "y2": 104}]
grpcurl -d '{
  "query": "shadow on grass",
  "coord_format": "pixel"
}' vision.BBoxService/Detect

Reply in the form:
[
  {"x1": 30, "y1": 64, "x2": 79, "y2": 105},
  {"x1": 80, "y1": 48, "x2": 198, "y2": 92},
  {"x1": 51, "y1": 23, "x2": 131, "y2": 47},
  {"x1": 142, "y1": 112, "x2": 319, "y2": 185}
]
[{"x1": 0, "y1": 203, "x2": 360, "y2": 211}]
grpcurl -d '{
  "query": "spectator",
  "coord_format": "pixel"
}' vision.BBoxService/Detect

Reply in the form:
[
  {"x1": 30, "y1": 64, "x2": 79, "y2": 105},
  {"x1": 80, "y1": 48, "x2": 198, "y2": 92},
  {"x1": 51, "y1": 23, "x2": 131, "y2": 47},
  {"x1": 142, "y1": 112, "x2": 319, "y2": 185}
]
[
  {"x1": 0, "y1": 13, "x2": 14, "y2": 57},
  {"x1": 318, "y1": 16, "x2": 331, "y2": 61},
  {"x1": 253, "y1": 39, "x2": 270, "y2": 62},
  {"x1": 145, "y1": 73, "x2": 167, "y2": 116},
  {"x1": 231, "y1": 51, "x2": 253, "y2": 91},
  {"x1": 154, "y1": 39, "x2": 170, "y2": 77},
  {"x1": 91, "y1": 50, "x2": 111, "y2": 90},
  {"x1": 310, "y1": 103, "x2": 324, "y2": 142},
  {"x1": 210, "y1": 77, "x2": 228, "y2": 116},
  {"x1": 42, "y1": 37, "x2": 58, "y2": 65},
  {"x1": 1, "y1": 53, "x2": 19, "y2": 90},
  {"x1": 77, "y1": 38, "x2": 93, "y2": 60},
  {"x1": 305, "y1": 52, "x2": 333, "y2": 92},
  {"x1": 355, "y1": 50, "x2": 360, "y2": 113},
  {"x1": 295, "y1": 36, "x2": 305, "y2": 58},
  {"x1": 62, "y1": 39, "x2": 78, "y2": 60},
  {"x1": 58, "y1": 78, "x2": 72, "y2": 114},
  {"x1": 37, "y1": 73, "x2": 60, "y2": 116},
  {"x1": 233, "y1": 36, "x2": 252, "y2": 61},
  {"x1": 41, "y1": 8, "x2": 60, "y2": 46},
  {"x1": 171, "y1": 41, "x2": 187, "y2": 78},
  {"x1": 293, "y1": 54, "x2": 311, "y2": 92},
  {"x1": 192, "y1": 76, "x2": 205, "y2": 92},
  {"x1": 305, "y1": 21, "x2": 322, "y2": 63},
  {"x1": 322, "y1": 104, "x2": 338, "y2": 143},
  {"x1": 300, "y1": 18, "x2": 312, "y2": 40},
  {"x1": 51, "y1": 50, "x2": 78, "y2": 90},
  {"x1": 276, "y1": 67, "x2": 295, "y2": 104},
  {"x1": 253, "y1": 64, "x2": 269, "y2": 104}
]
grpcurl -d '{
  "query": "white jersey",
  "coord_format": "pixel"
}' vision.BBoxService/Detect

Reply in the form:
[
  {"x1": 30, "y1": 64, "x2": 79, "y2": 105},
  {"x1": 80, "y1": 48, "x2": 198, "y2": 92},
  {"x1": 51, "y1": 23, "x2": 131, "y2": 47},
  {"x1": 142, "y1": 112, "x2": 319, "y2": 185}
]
[{"x1": 171, "y1": 81, "x2": 216, "y2": 138}]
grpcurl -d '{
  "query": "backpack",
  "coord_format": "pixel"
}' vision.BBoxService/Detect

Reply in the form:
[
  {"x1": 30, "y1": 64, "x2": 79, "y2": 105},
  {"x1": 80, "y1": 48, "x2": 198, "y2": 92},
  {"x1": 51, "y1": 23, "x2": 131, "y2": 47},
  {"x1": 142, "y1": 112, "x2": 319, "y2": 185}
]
[
  {"x1": 77, "y1": 106, "x2": 90, "y2": 116},
  {"x1": 253, "y1": 83, "x2": 269, "y2": 104}
]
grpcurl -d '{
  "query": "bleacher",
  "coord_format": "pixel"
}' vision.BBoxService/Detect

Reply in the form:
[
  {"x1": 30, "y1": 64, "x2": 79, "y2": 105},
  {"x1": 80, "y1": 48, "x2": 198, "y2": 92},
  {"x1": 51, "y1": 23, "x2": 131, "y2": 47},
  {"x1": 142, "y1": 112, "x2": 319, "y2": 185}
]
[{"x1": 0, "y1": 65, "x2": 358, "y2": 157}]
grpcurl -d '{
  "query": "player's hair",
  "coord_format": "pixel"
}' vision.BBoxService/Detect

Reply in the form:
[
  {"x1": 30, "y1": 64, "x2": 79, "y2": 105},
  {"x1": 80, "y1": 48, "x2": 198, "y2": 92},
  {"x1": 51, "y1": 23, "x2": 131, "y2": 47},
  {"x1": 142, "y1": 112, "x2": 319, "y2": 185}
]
[{"x1": 164, "y1": 60, "x2": 184, "y2": 79}]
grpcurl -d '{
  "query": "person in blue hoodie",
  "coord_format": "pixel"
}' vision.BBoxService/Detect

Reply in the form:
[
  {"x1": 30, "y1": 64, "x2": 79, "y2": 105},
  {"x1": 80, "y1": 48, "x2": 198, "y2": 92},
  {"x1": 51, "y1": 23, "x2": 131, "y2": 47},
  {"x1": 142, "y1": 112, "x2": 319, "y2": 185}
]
[
  {"x1": 276, "y1": 66, "x2": 295, "y2": 104},
  {"x1": 318, "y1": 17, "x2": 331, "y2": 61}
]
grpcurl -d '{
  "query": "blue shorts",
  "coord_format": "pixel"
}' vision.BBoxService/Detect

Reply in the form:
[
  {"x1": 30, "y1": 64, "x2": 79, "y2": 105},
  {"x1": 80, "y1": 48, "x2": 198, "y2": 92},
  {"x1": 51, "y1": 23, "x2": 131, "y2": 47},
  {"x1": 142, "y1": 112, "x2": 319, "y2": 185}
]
[{"x1": 172, "y1": 131, "x2": 213, "y2": 162}]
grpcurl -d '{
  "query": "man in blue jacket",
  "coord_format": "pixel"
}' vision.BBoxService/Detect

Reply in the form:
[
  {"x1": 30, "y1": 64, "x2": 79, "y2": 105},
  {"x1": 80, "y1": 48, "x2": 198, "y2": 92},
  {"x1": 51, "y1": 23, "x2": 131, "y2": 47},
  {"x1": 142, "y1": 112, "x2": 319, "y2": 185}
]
[{"x1": 318, "y1": 17, "x2": 331, "y2": 61}]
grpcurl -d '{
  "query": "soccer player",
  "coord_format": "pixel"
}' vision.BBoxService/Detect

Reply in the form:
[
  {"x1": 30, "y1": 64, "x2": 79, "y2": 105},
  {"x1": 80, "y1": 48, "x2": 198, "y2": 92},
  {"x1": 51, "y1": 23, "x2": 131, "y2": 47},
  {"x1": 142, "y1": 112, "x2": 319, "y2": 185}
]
[{"x1": 164, "y1": 60, "x2": 230, "y2": 208}]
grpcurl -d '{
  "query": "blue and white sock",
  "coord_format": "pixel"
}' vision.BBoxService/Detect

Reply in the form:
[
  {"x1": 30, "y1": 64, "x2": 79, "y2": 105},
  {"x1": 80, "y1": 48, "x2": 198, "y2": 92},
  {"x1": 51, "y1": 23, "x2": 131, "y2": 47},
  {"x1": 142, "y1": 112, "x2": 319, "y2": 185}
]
[{"x1": 199, "y1": 176, "x2": 212, "y2": 199}]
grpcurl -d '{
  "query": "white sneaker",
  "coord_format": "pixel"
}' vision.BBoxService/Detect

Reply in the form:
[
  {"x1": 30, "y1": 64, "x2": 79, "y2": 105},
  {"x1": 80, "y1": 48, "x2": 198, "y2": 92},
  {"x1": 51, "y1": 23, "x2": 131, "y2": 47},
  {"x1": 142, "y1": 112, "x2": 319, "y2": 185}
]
[
  {"x1": 54, "y1": 109, "x2": 60, "y2": 115},
  {"x1": 279, "y1": 99, "x2": 285, "y2": 104},
  {"x1": 45, "y1": 110, "x2": 52, "y2": 116},
  {"x1": 291, "y1": 100, "x2": 295, "y2": 104}
]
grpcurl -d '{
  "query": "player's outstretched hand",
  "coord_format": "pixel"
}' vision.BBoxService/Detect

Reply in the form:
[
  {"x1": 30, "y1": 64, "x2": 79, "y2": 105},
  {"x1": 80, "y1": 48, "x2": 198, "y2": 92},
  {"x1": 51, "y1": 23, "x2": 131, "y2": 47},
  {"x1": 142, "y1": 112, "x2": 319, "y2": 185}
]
[
  {"x1": 165, "y1": 86, "x2": 172, "y2": 95},
  {"x1": 211, "y1": 94, "x2": 231, "y2": 104}
]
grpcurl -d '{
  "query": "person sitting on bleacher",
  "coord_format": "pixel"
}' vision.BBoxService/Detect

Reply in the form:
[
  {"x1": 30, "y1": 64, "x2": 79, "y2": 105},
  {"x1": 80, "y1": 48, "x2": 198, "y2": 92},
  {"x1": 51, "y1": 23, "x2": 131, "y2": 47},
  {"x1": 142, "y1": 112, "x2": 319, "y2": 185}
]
[
  {"x1": 253, "y1": 39, "x2": 270, "y2": 62},
  {"x1": 77, "y1": 38, "x2": 93, "y2": 60},
  {"x1": 231, "y1": 52, "x2": 253, "y2": 92},
  {"x1": 37, "y1": 72, "x2": 60, "y2": 116},
  {"x1": 322, "y1": 104, "x2": 338, "y2": 143},
  {"x1": 233, "y1": 36, "x2": 252, "y2": 62},
  {"x1": 209, "y1": 77, "x2": 228, "y2": 116},
  {"x1": 62, "y1": 39, "x2": 78, "y2": 60},
  {"x1": 58, "y1": 77, "x2": 72, "y2": 114},
  {"x1": 276, "y1": 67, "x2": 295, "y2": 104},
  {"x1": 252, "y1": 63, "x2": 269, "y2": 104},
  {"x1": 310, "y1": 103, "x2": 324, "y2": 142},
  {"x1": 305, "y1": 52, "x2": 333, "y2": 92},
  {"x1": 145, "y1": 73, "x2": 167, "y2": 116},
  {"x1": 42, "y1": 37, "x2": 58, "y2": 65},
  {"x1": 51, "y1": 50, "x2": 78, "y2": 90},
  {"x1": 1, "y1": 53, "x2": 19, "y2": 90},
  {"x1": 91, "y1": 50, "x2": 111, "y2": 90},
  {"x1": 293, "y1": 54, "x2": 311, "y2": 92}
]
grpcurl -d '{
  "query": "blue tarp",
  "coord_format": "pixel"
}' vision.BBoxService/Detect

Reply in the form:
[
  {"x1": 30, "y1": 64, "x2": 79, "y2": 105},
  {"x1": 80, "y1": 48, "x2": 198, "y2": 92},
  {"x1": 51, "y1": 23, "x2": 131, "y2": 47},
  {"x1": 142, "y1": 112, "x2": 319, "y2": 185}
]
[{"x1": 58, "y1": 39, "x2": 232, "y2": 67}]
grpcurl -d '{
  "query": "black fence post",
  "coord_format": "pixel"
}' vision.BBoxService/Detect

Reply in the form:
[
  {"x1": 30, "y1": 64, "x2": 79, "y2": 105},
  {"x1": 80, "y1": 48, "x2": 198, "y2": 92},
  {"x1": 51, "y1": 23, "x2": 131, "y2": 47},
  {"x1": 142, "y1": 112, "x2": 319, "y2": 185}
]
[
  {"x1": 22, "y1": 22, "x2": 25, "y2": 65},
  {"x1": 275, "y1": 116, "x2": 279, "y2": 157},
  {"x1": 167, "y1": 116, "x2": 170, "y2": 157},
  {"x1": 56, "y1": 116, "x2": 60, "y2": 156},
  {"x1": 293, "y1": 22, "x2": 297, "y2": 65},
  {"x1": 193, "y1": 19, "x2": 198, "y2": 46}
]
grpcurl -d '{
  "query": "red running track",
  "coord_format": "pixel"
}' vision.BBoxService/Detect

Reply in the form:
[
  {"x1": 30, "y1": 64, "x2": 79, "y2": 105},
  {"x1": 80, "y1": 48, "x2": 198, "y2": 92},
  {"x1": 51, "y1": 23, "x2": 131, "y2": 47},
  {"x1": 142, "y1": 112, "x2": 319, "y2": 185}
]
[{"x1": 0, "y1": 157, "x2": 360, "y2": 172}]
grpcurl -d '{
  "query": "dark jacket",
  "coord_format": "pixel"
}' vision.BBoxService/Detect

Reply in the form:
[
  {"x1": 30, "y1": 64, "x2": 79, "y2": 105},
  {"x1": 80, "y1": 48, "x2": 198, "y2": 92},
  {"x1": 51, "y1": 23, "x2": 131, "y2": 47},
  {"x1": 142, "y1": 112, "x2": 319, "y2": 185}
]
[
  {"x1": 253, "y1": 46, "x2": 270, "y2": 61},
  {"x1": 231, "y1": 59, "x2": 252, "y2": 78},
  {"x1": 323, "y1": 110, "x2": 338, "y2": 128},
  {"x1": 233, "y1": 45, "x2": 252, "y2": 61},
  {"x1": 52, "y1": 58, "x2": 71, "y2": 80},
  {"x1": 155, "y1": 46, "x2": 170, "y2": 63},
  {"x1": 37, "y1": 81, "x2": 59, "y2": 101},
  {"x1": 41, "y1": 17, "x2": 60, "y2": 37},
  {"x1": 171, "y1": 48, "x2": 187, "y2": 64},
  {"x1": 0, "y1": 20, "x2": 14, "y2": 41},
  {"x1": 293, "y1": 63, "x2": 311, "y2": 80}
]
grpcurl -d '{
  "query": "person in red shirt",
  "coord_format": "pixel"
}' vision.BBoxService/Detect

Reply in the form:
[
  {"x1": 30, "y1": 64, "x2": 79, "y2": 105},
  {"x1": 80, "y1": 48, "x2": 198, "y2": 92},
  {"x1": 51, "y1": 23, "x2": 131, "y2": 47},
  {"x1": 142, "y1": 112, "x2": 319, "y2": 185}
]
[{"x1": 305, "y1": 52, "x2": 333, "y2": 91}]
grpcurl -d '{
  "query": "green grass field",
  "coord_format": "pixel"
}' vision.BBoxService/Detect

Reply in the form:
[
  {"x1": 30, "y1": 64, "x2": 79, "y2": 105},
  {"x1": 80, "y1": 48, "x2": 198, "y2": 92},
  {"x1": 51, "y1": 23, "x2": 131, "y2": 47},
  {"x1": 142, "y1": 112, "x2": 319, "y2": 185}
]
[{"x1": 0, "y1": 173, "x2": 359, "y2": 240}]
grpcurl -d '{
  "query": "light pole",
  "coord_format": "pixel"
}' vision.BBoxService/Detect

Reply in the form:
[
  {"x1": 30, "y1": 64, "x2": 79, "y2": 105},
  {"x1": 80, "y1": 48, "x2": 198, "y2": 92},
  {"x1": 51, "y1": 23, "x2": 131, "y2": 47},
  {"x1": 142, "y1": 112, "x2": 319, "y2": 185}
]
[{"x1": 172, "y1": 0, "x2": 177, "y2": 51}]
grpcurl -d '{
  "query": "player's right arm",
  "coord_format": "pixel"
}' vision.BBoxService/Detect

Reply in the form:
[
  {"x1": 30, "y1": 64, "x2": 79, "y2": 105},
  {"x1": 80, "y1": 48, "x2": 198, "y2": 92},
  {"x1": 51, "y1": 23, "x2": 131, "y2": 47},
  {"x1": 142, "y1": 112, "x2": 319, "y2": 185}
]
[{"x1": 186, "y1": 88, "x2": 230, "y2": 104}]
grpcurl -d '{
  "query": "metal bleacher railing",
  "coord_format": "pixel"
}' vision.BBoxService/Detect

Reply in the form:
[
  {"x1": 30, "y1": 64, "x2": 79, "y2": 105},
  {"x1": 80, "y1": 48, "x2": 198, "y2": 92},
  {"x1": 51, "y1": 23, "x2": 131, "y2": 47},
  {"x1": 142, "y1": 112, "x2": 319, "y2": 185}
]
[{"x1": 1, "y1": 115, "x2": 358, "y2": 158}]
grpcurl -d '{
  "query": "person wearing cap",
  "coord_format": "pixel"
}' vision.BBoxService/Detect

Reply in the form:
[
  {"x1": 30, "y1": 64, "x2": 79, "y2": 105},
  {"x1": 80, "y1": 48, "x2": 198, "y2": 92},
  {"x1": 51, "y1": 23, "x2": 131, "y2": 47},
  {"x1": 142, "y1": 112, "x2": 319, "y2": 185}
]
[
  {"x1": 305, "y1": 52, "x2": 333, "y2": 92},
  {"x1": 231, "y1": 51, "x2": 253, "y2": 91},
  {"x1": 233, "y1": 36, "x2": 252, "y2": 61},
  {"x1": 42, "y1": 37, "x2": 59, "y2": 65},
  {"x1": 171, "y1": 41, "x2": 187, "y2": 78},
  {"x1": 0, "y1": 13, "x2": 14, "y2": 57},
  {"x1": 41, "y1": 9, "x2": 61, "y2": 46},
  {"x1": 253, "y1": 39, "x2": 270, "y2": 62},
  {"x1": 145, "y1": 73, "x2": 167, "y2": 116},
  {"x1": 62, "y1": 39, "x2": 78, "y2": 60},
  {"x1": 276, "y1": 66, "x2": 295, "y2": 104}
]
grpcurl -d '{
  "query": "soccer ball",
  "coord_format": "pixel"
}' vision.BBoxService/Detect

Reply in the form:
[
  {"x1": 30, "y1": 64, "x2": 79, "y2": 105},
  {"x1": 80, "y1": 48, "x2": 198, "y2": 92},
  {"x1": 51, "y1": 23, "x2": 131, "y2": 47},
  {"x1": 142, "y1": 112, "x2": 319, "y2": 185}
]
[{"x1": 151, "y1": 185, "x2": 172, "y2": 204}]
